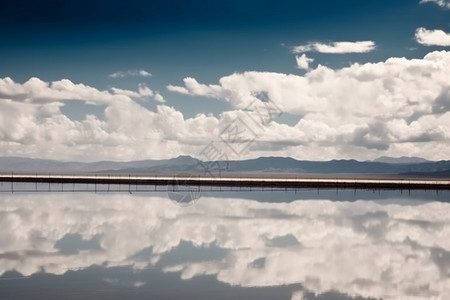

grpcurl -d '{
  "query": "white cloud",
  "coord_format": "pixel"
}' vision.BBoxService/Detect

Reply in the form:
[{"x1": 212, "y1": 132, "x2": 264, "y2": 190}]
[
  {"x1": 166, "y1": 84, "x2": 190, "y2": 94},
  {"x1": 167, "y1": 51, "x2": 450, "y2": 161},
  {"x1": 295, "y1": 54, "x2": 314, "y2": 70},
  {"x1": 420, "y1": 0, "x2": 450, "y2": 9},
  {"x1": 138, "y1": 70, "x2": 152, "y2": 77},
  {"x1": 138, "y1": 83, "x2": 154, "y2": 97},
  {"x1": 168, "y1": 77, "x2": 223, "y2": 98},
  {"x1": 108, "y1": 69, "x2": 152, "y2": 78},
  {"x1": 0, "y1": 77, "x2": 219, "y2": 161},
  {"x1": 1, "y1": 51, "x2": 450, "y2": 161},
  {"x1": 154, "y1": 93, "x2": 165, "y2": 103},
  {"x1": 112, "y1": 84, "x2": 162, "y2": 103},
  {"x1": 111, "y1": 87, "x2": 141, "y2": 98},
  {"x1": 1, "y1": 193, "x2": 450, "y2": 299},
  {"x1": 415, "y1": 27, "x2": 450, "y2": 46},
  {"x1": 292, "y1": 41, "x2": 375, "y2": 54}
]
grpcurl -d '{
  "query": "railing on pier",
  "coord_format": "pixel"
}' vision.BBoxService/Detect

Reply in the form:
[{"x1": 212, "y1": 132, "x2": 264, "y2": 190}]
[{"x1": 0, "y1": 173, "x2": 449, "y2": 193}]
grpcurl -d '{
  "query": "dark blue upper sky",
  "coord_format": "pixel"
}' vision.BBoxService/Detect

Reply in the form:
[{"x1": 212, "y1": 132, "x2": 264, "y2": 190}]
[{"x1": 2, "y1": 0, "x2": 447, "y2": 85}]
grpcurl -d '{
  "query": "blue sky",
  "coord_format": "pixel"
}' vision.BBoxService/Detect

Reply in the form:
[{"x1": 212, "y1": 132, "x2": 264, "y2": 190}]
[{"x1": 1, "y1": 0, "x2": 450, "y2": 161}]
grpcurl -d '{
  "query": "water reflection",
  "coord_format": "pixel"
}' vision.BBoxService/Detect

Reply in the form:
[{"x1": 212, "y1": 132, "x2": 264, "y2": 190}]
[{"x1": 0, "y1": 192, "x2": 449, "y2": 299}]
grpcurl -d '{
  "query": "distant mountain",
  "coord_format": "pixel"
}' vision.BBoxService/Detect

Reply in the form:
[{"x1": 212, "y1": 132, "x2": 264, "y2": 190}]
[
  {"x1": 0, "y1": 156, "x2": 201, "y2": 174},
  {"x1": 372, "y1": 156, "x2": 431, "y2": 164},
  {"x1": 98, "y1": 156, "x2": 201, "y2": 174},
  {"x1": 0, "y1": 156, "x2": 449, "y2": 178},
  {"x1": 222, "y1": 157, "x2": 450, "y2": 176}
]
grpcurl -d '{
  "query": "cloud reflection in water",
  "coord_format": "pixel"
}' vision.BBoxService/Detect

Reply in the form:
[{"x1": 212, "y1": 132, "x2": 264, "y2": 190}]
[{"x1": 0, "y1": 192, "x2": 449, "y2": 299}]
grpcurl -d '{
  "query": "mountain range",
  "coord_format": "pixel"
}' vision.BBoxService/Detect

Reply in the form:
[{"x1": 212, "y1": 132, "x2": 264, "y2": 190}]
[{"x1": 0, "y1": 156, "x2": 449, "y2": 178}]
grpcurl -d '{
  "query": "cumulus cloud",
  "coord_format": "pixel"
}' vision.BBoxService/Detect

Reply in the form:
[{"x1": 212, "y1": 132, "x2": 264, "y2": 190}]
[
  {"x1": 137, "y1": 83, "x2": 154, "y2": 97},
  {"x1": 108, "y1": 70, "x2": 152, "y2": 78},
  {"x1": 111, "y1": 84, "x2": 164, "y2": 103},
  {"x1": 0, "y1": 77, "x2": 219, "y2": 160},
  {"x1": 154, "y1": 93, "x2": 165, "y2": 103},
  {"x1": 1, "y1": 51, "x2": 450, "y2": 161},
  {"x1": 166, "y1": 84, "x2": 189, "y2": 94},
  {"x1": 167, "y1": 77, "x2": 223, "y2": 98},
  {"x1": 111, "y1": 87, "x2": 141, "y2": 98},
  {"x1": 415, "y1": 27, "x2": 450, "y2": 46},
  {"x1": 1, "y1": 193, "x2": 450, "y2": 300},
  {"x1": 292, "y1": 41, "x2": 375, "y2": 54},
  {"x1": 167, "y1": 51, "x2": 450, "y2": 160},
  {"x1": 420, "y1": 0, "x2": 450, "y2": 9},
  {"x1": 295, "y1": 54, "x2": 314, "y2": 70}
]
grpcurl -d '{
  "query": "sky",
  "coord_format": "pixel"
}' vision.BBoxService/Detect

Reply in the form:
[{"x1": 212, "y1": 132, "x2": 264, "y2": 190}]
[{"x1": 1, "y1": 0, "x2": 450, "y2": 162}]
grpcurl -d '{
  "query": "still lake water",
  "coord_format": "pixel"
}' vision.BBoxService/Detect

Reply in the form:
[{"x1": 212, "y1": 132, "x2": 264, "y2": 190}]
[{"x1": 1, "y1": 189, "x2": 449, "y2": 299}]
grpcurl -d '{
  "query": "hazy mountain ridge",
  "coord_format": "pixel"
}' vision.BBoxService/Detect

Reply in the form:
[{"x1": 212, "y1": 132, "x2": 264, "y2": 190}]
[
  {"x1": 0, "y1": 156, "x2": 191, "y2": 173},
  {"x1": 223, "y1": 157, "x2": 450, "y2": 176},
  {"x1": 0, "y1": 156, "x2": 449, "y2": 177},
  {"x1": 372, "y1": 156, "x2": 431, "y2": 164}
]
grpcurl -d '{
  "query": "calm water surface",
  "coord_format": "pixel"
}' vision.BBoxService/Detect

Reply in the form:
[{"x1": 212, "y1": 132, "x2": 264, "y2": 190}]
[{"x1": 0, "y1": 189, "x2": 449, "y2": 299}]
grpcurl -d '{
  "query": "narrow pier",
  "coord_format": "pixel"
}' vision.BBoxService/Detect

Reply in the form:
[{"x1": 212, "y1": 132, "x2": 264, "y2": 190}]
[{"x1": 0, "y1": 173, "x2": 449, "y2": 190}]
